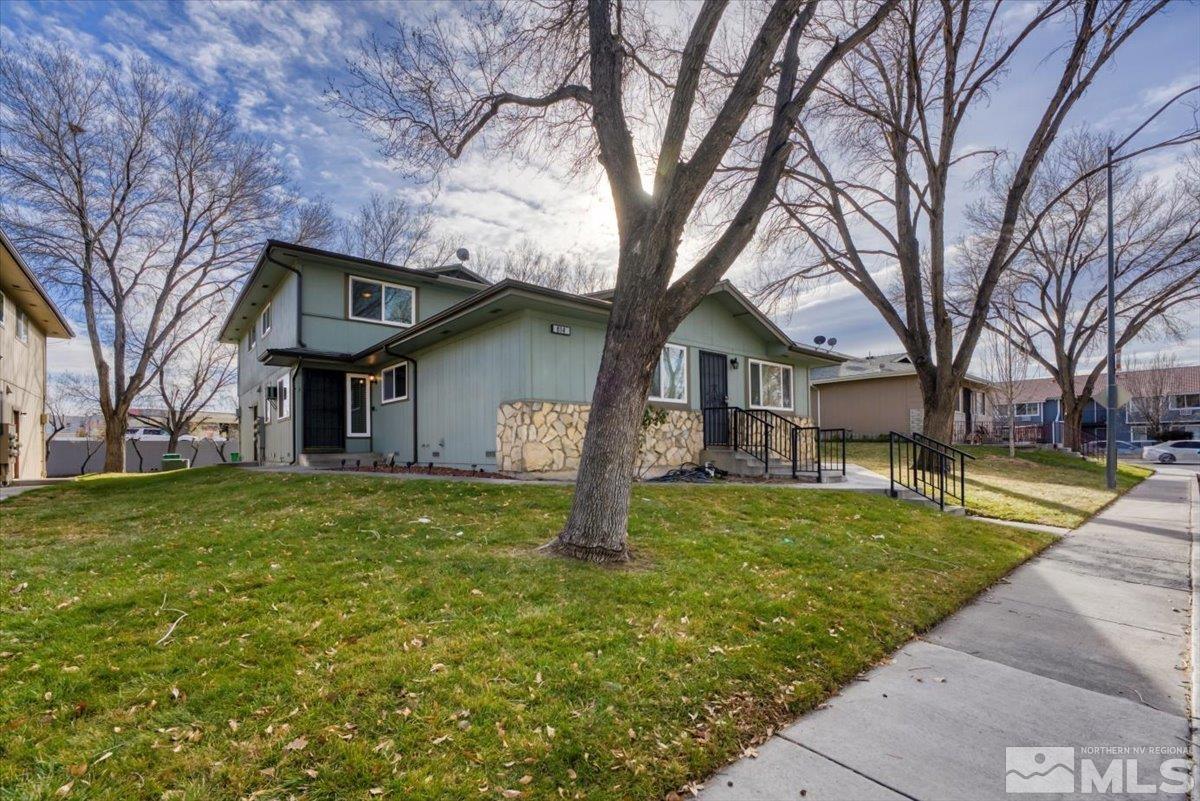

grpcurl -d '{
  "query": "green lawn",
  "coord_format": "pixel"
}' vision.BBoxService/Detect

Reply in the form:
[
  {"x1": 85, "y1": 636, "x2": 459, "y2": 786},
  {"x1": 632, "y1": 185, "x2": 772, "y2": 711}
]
[
  {"x1": 845, "y1": 442, "x2": 1152, "y2": 528},
  {"x1": 1, "y1": 468, "x2": 1053, "y2": 800}
]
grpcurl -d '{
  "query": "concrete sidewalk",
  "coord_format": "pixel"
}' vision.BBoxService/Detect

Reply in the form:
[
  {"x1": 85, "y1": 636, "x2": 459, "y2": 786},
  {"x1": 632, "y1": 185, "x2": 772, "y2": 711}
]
[{"x1": 699, "y1": 466, "x2": 1198, "y2": 801}]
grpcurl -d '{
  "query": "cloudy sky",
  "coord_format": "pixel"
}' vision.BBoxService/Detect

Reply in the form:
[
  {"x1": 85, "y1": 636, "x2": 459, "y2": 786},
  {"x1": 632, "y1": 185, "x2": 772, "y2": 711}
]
[{"x1": 3, "y1": 0, "x2": 1198, "y2": 375}]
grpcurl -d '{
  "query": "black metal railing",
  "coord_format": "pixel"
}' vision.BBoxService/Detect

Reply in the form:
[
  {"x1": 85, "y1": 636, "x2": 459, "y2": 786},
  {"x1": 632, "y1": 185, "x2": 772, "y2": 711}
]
[
  {"x1": 703, "y1": 406, "x2": 772, "y2": 474},
  {"x1": 703, "y1": 406, "x2": 846, "y2": 480},
  {"x1": 888, "y1": 431, "x2": 974, "y2": 510}
]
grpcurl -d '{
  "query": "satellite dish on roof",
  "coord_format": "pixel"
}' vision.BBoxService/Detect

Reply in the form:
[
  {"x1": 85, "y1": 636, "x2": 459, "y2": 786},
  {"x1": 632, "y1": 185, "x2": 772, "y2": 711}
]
[
  {"x1": 827, "y1": 337, "x2": 837, "y2": 347},
  {"x1": 456, "y1": 247, "x2": 470, "y2": 262},
  {"x1": 814, "y1": 335, "x2": 826, "y2": 345}
]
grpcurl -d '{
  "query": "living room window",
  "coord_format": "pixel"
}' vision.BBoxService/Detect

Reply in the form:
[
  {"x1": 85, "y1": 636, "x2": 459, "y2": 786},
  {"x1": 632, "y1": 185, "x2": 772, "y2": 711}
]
[
  {"x1": 749, "y1": 359, "x2": 793, "y2": 411},
  {"x1": 649, "y1": 343, "x2": 687, "y2": 403},
  {"x1": 381, "y1": 363, "x2": 409, "y2": 404},
  {"x1": 348, "y1": 276, "x2": 415, "y2": 326}
]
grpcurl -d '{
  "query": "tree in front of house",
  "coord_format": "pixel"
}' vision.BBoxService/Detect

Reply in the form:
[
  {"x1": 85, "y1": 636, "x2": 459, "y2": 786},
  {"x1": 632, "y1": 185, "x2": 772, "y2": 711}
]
[
  {"x1": 0, "y1": 47, "x2": 288, "y2": 472},
  {"x1": 968, "y1": 134, "x2": 1200, "y2": 452},
  {"x1": 756, "y1": 0, "x2": 1169, "y2": 446},
  {"x1": 474, "y1": 240, "x2": 609, "y2": 295},
  {"x1": 132, "y1": 308, "x2": 237, "y2": 454},
  {"x1": 330, "y1": 0, "x2": 899, "y2": 562},
  {"x1": 980, "y1": 314, "x2": 1033, "y2": 457}
]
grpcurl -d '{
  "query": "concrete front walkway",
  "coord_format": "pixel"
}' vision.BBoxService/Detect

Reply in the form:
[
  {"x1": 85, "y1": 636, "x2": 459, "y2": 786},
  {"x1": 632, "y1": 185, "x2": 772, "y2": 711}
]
[{"x1": 699, "y1": 466, "x2": 1198, "y2": 801}]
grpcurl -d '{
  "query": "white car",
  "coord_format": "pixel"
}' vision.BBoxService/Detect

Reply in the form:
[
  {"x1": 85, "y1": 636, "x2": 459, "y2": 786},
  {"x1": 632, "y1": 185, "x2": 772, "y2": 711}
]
[
  {"x1": 1142, "y1": 440, "x2": 1200, "y2": 464},
  {"x1": 126, "y1": 427, "x2": 196, "y2": 443}
]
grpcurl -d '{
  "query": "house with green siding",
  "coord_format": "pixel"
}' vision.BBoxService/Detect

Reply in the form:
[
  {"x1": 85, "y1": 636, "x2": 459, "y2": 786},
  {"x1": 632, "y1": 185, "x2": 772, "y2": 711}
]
[{"x1": 219, "y1": 241, "x2": 845, "y2": 476}]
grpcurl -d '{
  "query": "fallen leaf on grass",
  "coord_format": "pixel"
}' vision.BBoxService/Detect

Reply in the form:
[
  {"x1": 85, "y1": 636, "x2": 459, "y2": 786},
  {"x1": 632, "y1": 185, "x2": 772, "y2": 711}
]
[
  {"x1": 518, "y1": 775, "x2": 533, "y2": 785},
  {"x1": 500, "y1": 791, "x2": 523, "y2": 799},
  {"x1": 55, "y1": 782, "x2": 73, "y2": 797},
  {"x1": 284, "y1": 736, "x2": 308, "y2": 752},
  {"x1": 67, "y1": 764, "x2": 87, "y2": 777}
]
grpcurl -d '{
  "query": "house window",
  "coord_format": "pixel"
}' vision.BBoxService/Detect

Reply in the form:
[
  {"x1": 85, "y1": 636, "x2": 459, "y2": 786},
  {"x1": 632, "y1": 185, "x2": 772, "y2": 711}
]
[
  {"x1": 15, "y1": 308, "x2": 29, "y2": 343},
  {"x1": 260, "y1": 302, "x2": 272, "y2": 337},
  {"x1": 263, "y1": 382, "x2": 272, "y2": 423},
  {"x1": 276, "y1": 373, "x2": 290, "y2": 420},
  {"x1": 1000, "y1": 402, "x2": 1040, "y2": 417},
  {"x1": 749, "y1": 359, "x2": 793, "y2": 411},
  {"x1": 649, "y1": 343, "x2": 687, "y2": 403},
  {"x1": 347, "y1": 374, "x2": 371, "y2": 437},
  {"x1": 248, "y1": 324, "x2": 256, "y2": 350},
  {"x1": 381, "y1": 363, "x2": 409, "y2": 404},
  {"x1": 1170, "y1": 393, "x2": 1200, "y2": 411},
  {"x1": 0, "y1": 291, "x2": 6, "y2": 327},
  {"x1": 348, "y1": 276, "x2": 415, "y2": 326}
]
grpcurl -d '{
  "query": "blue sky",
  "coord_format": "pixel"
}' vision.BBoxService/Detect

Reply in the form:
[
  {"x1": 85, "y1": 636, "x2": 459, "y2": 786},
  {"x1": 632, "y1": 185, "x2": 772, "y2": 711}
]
[{"x1": 3, "y1": 0, "x2": 1198, "y2": 374}]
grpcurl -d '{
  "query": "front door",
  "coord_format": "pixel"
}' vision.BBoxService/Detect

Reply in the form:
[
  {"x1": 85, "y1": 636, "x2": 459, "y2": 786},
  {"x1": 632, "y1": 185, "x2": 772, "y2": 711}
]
[
  {"x1": 699, "y1": 351, "x2": 729, "y2": 445},
  {"x1": 304, "y1": 369, "x2": 346, "y2": 450}
]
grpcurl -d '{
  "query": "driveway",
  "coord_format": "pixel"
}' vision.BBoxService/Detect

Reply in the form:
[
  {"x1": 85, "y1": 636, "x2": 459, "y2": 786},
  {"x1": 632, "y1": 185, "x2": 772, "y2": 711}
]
[{"x1": 699, "y1": 465, "x2": 1198, "y2": 800}]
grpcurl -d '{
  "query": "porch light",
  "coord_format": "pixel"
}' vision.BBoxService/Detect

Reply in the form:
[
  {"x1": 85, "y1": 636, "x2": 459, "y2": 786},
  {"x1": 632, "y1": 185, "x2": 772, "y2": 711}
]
[{"x1": 730, "y1": 357, "x2": 739, "y2": 369}]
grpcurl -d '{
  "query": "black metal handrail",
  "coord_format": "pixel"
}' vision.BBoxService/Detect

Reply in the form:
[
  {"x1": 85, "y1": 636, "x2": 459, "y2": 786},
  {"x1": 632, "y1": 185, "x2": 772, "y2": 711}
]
[
  {"x1": 888, "y1": 431, "x2": 971, "y2": 511},
  {"x1": 703, "y1": 406, "x2": 772, "y2": 475},
  {"x1": 703, "y1": 406, "x2": 846, "y2": 480}
]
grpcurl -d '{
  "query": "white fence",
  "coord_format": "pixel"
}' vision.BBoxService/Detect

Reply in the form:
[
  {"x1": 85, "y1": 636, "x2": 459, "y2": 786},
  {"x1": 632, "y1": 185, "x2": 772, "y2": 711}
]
[{"x1": 46, "y1": 438, "x2": 242, "y2": 477}]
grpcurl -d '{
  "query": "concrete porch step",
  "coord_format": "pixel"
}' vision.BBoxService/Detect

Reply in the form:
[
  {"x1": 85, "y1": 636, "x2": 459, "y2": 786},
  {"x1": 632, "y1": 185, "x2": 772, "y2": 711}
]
[{"x1": 700, "y1": 447, "x2": 846, "y2": 483}]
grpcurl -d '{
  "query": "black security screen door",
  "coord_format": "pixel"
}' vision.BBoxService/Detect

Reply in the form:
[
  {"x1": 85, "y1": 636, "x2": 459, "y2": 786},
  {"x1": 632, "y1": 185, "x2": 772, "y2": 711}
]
[
  {"x1": 304, "y1": 369, "x2": 345, "y2": 450},
  {"x1": 700, "y1": 351, "x2": 729, "y2": 445}
]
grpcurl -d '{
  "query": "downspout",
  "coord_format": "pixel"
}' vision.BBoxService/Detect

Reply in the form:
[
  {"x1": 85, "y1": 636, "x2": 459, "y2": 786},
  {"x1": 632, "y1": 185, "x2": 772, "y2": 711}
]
[{"x1": 288, "y1": 359, "x2": 302, "y2": 465}]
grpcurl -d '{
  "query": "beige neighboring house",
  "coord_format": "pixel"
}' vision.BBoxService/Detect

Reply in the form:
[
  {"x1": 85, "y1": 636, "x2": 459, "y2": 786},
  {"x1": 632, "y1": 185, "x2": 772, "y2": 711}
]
[
  {"x1": 810, "y1": 353, "x2": 992, "y2": 441},
  {"x1": 1, "y1": 229, "x2": 74, "y2": 483}
]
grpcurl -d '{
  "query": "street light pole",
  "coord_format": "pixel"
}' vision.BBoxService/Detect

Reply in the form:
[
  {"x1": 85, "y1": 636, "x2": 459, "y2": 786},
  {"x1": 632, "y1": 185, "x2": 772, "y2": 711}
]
[{"x1": 1104, "y1": 147, "x2": 1117, "y2": 490}]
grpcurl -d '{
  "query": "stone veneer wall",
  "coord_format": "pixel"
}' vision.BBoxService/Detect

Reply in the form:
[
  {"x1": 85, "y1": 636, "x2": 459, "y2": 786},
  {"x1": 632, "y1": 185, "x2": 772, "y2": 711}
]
[{"x1": 496, "y1": 400, "x2": 703, "y2": 474}]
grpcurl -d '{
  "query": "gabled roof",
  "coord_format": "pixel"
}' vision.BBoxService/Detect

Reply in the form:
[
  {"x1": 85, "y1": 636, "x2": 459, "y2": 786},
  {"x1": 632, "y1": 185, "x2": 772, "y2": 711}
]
[
  {"x1": 1010, "y1": 364, "x2": 1200, "y2": 404},
  {"x1": 219, "y1": 240, "x2": 490, "y2": 342},
  {"x1": 0, "y1": 228, "x2": 74, "y2": 338}
]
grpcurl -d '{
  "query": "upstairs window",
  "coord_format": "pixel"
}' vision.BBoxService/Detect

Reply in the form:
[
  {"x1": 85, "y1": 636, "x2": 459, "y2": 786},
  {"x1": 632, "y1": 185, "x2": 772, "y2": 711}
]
[
  {"x1": 348, "y1": 276, "x2": 415, "y2": 326},
  {"x1": 1170, "y1": 393, "x2": 1200, "y2": 411},
  {"x1": 381, "y1": 363, "x2": 409, "y2": 404},
  {"x1": 649, "y1": 343, "x2": 687, "y2": 403},
  {"x1": 749, "y1": 359, "x2": 793, "y2": 411},
  {"x1": 276, "y1": 373, "x2": 290, "y2": 420},
  {"x1": 248, "y1": 323, "x2": 256, "y2": 350},
  {"x1": 260, "y1": 302, "x2": 272, "y2": 337},
  {"x1": 15, "y1": 308, "x2": 29, "y2": 343}
]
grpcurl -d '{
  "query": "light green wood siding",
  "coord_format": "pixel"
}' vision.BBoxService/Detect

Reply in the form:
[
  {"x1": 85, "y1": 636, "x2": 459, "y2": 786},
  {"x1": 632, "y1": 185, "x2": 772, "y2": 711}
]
[
  {"x1": 409, "y1": 314, "x2": 531, "y2": 467},
  {"x1": 371, "y1": 368, "x2": 414, "y2": 462},
  {"x1": 527, "y1": 312, "x2": 607, "y2": 403}
]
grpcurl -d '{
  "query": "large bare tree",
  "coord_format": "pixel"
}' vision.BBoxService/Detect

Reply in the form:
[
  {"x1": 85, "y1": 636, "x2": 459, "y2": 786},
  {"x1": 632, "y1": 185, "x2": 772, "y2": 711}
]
[
  {"x1": 969, "y1": 134, "x2": 1200, "y2": 450},
  {"x1": 0, "y1": 47, "x2": 288, "y2": 471},
  {"x1": 979, "y1": 316, "x2": 1032, "y2": 456},
  {"x1": 339, "y1": 192, "x2": 439, "y2": 266},
  {"x1": 331, "y1": 0, "x2": 897, "y2": 562},
  {"x1": 758, "y1": 0, "x2": 1169, "y2": 444}
]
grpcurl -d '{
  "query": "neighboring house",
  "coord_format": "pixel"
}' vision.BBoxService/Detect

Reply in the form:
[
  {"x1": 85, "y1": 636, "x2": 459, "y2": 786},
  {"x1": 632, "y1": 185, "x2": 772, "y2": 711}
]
[
  {"x1": 219, "y1": 241, "x2": 844, "y2": 475},
  {"x1": 126, "y1": 408, "x2": 239, "y2": 440},
  {"x1": 810, "y1": 353, "x2": 993, "y2": 441},
  {"x1": 0, "y1": 229, "x2": 74, "y2": 482},
  {"x1": 1003, "y1": 365, "x2": 1200, "y2": 445}
]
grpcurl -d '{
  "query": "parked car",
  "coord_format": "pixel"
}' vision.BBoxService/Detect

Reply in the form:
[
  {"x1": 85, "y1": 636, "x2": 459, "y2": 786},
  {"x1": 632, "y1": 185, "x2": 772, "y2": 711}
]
[
  {"x1": 1081, "y1": 439, "x2": 1140, "y2": 456},
  {"x1": 126, "y1": 427, "x2": 196, "y2": 443},
  {"x1": 1129, "y1": 439, "x2": 1160, "y2": 450},
  {"x1": 1142, "y1": 441, "x2": 1200, "y2": 464}
]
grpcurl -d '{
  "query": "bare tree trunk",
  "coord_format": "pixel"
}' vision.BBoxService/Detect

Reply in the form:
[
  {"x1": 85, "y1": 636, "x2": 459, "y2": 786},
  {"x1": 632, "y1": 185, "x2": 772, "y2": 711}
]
[
  {"x1": 167, "y1": 432, "x2": 180, "y2": 453},
  {"x1": 1008, "y1": 407, "x2": 1016, "y2": 457},
  {"x1": 1062, "y1": 399, "x2": 1085, "y2": 452},
  {"x1": 550, "y1": 304, "x2": 662, "y2": 563},
  {"x1": 102, "y1": 417, "x2": 128, "y2": 472},
  {"x1": 921, "y1": 384, "x2": 958, "y2": 444}
]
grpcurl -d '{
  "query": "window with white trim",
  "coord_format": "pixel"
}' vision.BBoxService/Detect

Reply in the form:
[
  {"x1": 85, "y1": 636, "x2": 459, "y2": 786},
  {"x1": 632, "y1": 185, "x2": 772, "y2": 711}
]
[
  {"x1": 260, "y1": 302, "x2": 272, "y2": 336},
  {"x1": 0, "y1": 290, "x2": 6, "y2": 327},
  {"x1": 15, "y1": 308, "x2": 29, "y2": 343},
  {"x1": 248, "y1": 323, "x2": 256, "y2": 350},
  {"x1": 999, "y1": 402, "x2": 1040, "y2": 417},
  {"x1": 263, "y1": 382, "x2": 272, "y2": 423},
  {"x1": 749, "y1": 359, "x2": 793, "y2": 411},
  {"x1": 1170, "y1": 393, "x2": 1200, "y2": 411},
  {"x1": 649, "y1": 343, "x2": 687, "y2": 402},
  {"x1": 347, "y1": 374, "x2": 371, "y2": 437},
  {"x1": 276, "y1": 373, "x2": 290, "y2": 420},
  {"x1": 381, "y1": 363, "x2": 409, "y2": 404},
  {"x1": 348, "y1": 276, "x2": 415, "y2": 326}
]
